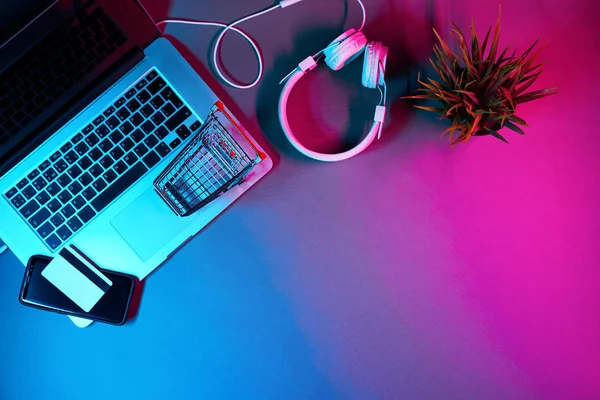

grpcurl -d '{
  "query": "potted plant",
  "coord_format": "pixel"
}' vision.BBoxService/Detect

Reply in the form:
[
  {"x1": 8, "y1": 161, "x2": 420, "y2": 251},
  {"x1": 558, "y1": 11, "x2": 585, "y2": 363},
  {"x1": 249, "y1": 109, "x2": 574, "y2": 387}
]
[{"x1": 404, "y1": 6, "x2": 556, "y2": 144}]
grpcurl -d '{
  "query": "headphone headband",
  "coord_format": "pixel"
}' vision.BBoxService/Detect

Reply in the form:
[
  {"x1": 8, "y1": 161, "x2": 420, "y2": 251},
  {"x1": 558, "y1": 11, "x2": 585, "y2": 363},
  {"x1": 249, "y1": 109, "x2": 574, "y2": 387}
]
[{"x1": 278, "y1": 32, "x2": 387, "y2": 162}]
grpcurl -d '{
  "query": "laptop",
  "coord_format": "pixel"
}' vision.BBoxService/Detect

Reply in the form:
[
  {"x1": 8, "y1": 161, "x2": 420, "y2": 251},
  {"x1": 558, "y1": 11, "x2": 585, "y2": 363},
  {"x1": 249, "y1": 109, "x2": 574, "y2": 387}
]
[{"x1": 0, "y1": 1, "x2": 272, "y2": 280}]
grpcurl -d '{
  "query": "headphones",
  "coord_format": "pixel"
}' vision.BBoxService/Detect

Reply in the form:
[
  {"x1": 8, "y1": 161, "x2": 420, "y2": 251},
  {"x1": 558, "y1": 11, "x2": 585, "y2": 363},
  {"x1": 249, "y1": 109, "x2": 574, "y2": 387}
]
[{"x1": 278, "y1": 2, "x2": 388, "y2": 162}]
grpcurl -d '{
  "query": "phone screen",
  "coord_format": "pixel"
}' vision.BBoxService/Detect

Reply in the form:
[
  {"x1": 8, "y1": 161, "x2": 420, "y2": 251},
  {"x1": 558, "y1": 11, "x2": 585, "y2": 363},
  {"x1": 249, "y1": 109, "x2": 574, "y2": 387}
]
[{"x1": 20, "y1": 256, "x2": 135, "y2": 325}]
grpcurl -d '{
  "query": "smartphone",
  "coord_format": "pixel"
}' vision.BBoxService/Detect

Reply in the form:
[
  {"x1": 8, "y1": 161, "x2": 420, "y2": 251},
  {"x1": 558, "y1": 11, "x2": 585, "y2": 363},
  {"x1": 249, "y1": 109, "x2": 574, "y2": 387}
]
[{"x1": 19, "y1": 255, "x2": 136, "y2": 325}]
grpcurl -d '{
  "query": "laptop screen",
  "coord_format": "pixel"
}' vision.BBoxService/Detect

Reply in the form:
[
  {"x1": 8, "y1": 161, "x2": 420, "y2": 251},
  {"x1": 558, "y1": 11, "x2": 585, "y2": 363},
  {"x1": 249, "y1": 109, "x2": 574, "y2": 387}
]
[{"x1": 0, "y1": 0, "x2": 159, "y2": 178}]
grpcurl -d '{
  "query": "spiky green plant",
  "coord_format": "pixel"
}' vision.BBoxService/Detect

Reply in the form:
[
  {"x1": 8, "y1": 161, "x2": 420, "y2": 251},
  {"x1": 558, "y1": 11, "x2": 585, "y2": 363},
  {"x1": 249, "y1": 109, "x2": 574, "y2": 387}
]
[{"x1": 404, "y1": 6, "x2": 556, "y2": 144}]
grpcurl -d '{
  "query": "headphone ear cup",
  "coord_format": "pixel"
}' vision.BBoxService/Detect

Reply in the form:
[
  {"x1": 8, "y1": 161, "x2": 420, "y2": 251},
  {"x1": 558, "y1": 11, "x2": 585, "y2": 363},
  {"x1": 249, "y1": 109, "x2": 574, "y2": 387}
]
[
  {"x1": 362, "y1": 42, "x2": 388, "y2": 89},
  {"x1": 324, "y1": 29, "x2": 368, "y2": 71}
]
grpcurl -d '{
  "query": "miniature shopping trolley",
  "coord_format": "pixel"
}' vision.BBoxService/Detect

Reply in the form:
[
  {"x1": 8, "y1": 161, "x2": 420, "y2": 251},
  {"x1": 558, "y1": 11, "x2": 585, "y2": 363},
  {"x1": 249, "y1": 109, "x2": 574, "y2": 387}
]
[{"x1": 154, "y1": 101, "x2": 265, "y2": 217}]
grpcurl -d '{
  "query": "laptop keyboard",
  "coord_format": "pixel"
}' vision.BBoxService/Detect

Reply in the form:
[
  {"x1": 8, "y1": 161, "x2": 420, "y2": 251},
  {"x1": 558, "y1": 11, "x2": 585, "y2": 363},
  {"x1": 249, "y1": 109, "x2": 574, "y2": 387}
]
[
  {"x1": 3, "y1": 68, "x2": 203, "y2": 252},
  {"x1": 0, "y1": 0, "x2": 127, "y2": 145}
]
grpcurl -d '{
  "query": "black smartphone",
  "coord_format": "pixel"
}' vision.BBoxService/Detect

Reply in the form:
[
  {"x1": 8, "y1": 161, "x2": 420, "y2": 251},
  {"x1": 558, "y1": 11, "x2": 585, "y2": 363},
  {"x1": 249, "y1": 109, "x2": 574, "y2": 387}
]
[{"x1": 19, "y1": 255, "x2": 136, "y2": 325}]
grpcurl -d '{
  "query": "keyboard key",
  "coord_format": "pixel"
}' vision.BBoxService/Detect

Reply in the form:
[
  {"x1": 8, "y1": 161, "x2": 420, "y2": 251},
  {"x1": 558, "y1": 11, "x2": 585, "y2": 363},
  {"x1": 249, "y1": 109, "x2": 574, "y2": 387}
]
[
  {"x1": 54, "y1": 159, "x2": 68, "y2": 173},
  {"x1": 99, "y1": 155, "x2": 114, "y2": 168},
  {"x1": 72, "y1": 195, "x2": 86, "y2": 209},
  {"x1": 134, "y1": 143, "x2": 148, "y2": 157},
  {"x1": 103, "y1": 106, "x2": 116, "y2": 117},
  {"x1": 43, "y1": 168, "x2": 58, "y2": 182},
  {"x1": 50, "y1": 151, "x2": 61, "y2": 162},
  {"x1": 114, "y1": 161, "x2": 127, "y2": 175},
  {"x1": 136, "y1": 90, "x2": 151, "y2": 104},
  {"x1": 89, "y1": 148, "x2": 103, "y2": 161},
  {"x1": 39, "y1": 160, "x2": 51, "y2": 171},
  {"x1": 176, "y1": 125, "x2": 191, "y2": 140},
  {"x1": 37, "y1": 221, "x2": 54, "y2": 238},
  {"x1": 51, "y1": 214, "x2": 65, "y2": 228},
  {"x1": 79, "y1": 172, "x2": 93, "y2": 186},
  {"x1": 85, "y1": 133, "x2": 100, "y2": 147},
  {"x1": 45, "y1": 234, "x2": 61, "y2": 250},
  {"x1": 130, "y1": 112, "x2": 144, "y2": 126},
  {"x1": 46, "y1": 182, "x2": 61, "y2": 196},
  {"x1": 64, "y1": 150, "x2": 79, "y2": 164},
  {"x1": 135, "y1": 79, "x2": 147, "y2": 90},
  {"x1": 96, "y1": 125, "x2": 109, "y2": 140},
  {"x1": 74, "y1": 142, "x2": 89, "y2": 155},
  {"x1": 119, "y1": 121, "x2": 134, "y2": 135},
  {"x1": 169, "y1": 138, "x2": 182, "y2": 149},
  {"x1": 125, "y1": 88, "x2": 137, "y2": 99},
  {"x1": 77, "y1": 156, "x2": 92, "y2": 170},
  {"x1": 126, "y1": 98, "x2": 141, "y2": 113},
  {"x1": 142, "y1": 151, "x2": 160, "y2": 169},
  {"x1": 60, "y1": 142, "x2": 73, "y2": 153},
  {"x1": 67, "y1": 165, "x2": 82, "y2": 179},
  {"x1": 5, "y1": 187, "x2": 18, "y2": 198},
  {"x1": 92, "y1": 178, "x2": 107, "y2": 192},
  {"x1": 82, "y1": 124, "x2": 94, "y2": 134},
  {"x1": 147, "y1": 77, "x2": 166, "y2": 94},
  {"x1": 32, "y1": 176, "x2": 47, "y2": 191},
  {"x1": 58, "y1": 190, "x2": 73, "y2": 204},
  {"x1": 10, "y1": 193, "x2": 26, "y2": 208},
  {"x1": 68, "y1": 181, "x2": 83, "y2": 195},
  {"x1": 116, "y1": 107, "x2": 131, "y2": 121},
  {"x1": 155, "y1": 126, "x2": 169, "y2": 139},
  {"x1": 89, "y1": 164, "x2": 104, "y2": 178},
  {"x1": 141, "y1": 120, "x2": 155, "y2": 134},
  {"x1": 161, "y1": 103, "x2": 176, "y2": 117},
  {"x1": 77, "y1": 205, "x2": 96, "y2": 223},
  {"x1": 106, "y1": 116, "x2": 120, "y2": 130},
  {"x1": 140, "y1": 104, "x2": 154, "y2": 118},
  {"x1": 121, "y1": 137, "x2": 135, "y2": 152},
  {"x1": 67, "y1": 216, "x2": 83, "y2": 232},
  {"x1": 150, "y1": 95, "x2": 164, "y2": 109},
  {"x1": 35, "y1": 191, "x2": 51, "y2": 205},
  {"x1": 22, "y1": 185, "x2": 37, "y2": 199},
  {"x1": 151, "y1": 111, "x2": 166, "y2": 126},
  {"x1": 99, "y1": 138, "x2": 114, "y2": 153},
  {"x1": 114, "y1": 97, "x2": 126, "y2": 108},
  {"x1": 57, "y1": 173, "x2": 72, "y2": 188},
  {"x1": 29, "y1": 207, "x2": 51, "y2": 228},
  {"x1": 165, "y1": 107, "x2": 191, "y2": 131},
  {"x1": 160, "y1": 87, "x2": 183, "y2": 107},
  {"x1": 20, "y1": 199, "x2": 40, "y2": 218},
  {"x1": 27, "y1": 169, "x2": 40, "y2": 180},
  {"x1": 82, "y1": 187, "x2": 97, "y2": 201},
  {"x1": 56, "y1": 225, "x2": 72, "y2": 241},
  {"x1": 17, "y1": 178, "x2": 28, "y2": 190},
  {"x1": 144, "y1": 134, "x2": 159, "y2": 148},
  {"x1": 47, "y1": 199, "x2": 61, "y2": 213},
  {"x1": 61, "y1": 204, "x2": 75, "y2": 218},
  {"x1": 110, "y1": 130, "x2": 124, "y2": 144},
  {"x1": 190, "y1": 120, "x2": 202, "y2": 131},
  {"x1": 91, "y1": 162, "x2": 148, "y2": 212},
  {"x1": 110, "y1": 147, "x2": 125, "y2": 160},
  {"x1": 156, "y1": 142, "x2": 171, "y2": 158},
  {"x1": 146, "y1": 70, "x2": 158, "y2": 81},
  {"x1": 102, "y1": 169, "x2": 118, "y2": 183},
  {"x1": 131, "y1": 129, "x2": 145, "y2": 143},
  {"x1": 71, "y1": 133, "x2": 84, "y2": 144},
  {"x1": 93, "y1": 115, "x2": 105, "y2": 126},
  {"x1": 123, "y1": 152, "x2": 138, "y2": 166}
]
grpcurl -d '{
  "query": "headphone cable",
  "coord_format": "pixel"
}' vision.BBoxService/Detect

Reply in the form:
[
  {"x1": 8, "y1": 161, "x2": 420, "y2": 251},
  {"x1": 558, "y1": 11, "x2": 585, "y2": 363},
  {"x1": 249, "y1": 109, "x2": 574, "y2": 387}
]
[{"x1": 153, "y1": 0, "x2": 367, "y2": 90}]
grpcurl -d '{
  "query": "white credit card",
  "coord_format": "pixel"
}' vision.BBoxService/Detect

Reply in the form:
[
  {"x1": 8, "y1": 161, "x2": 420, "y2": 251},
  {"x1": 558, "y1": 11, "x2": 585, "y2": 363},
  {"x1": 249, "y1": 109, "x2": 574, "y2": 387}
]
[{"x1": 41, "y1": 245, "x2": 112, "y2": 312}]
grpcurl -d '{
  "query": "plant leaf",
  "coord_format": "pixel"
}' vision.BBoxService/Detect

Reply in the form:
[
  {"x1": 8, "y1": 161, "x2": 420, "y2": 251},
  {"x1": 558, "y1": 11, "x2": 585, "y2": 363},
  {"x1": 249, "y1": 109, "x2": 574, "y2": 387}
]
[
  {"x1": 504, "y1": 121, "x2": 526, "y2": 135},
  {"x1": 413, "y1": 105, "x2": 445, "y2": 113},
  {"x1": 485, "y1": 128, "x2": 510, "y2": 143}
]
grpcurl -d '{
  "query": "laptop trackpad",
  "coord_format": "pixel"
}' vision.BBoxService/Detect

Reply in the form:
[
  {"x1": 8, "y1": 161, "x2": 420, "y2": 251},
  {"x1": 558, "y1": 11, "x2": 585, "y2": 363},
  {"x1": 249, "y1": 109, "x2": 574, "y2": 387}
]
[{"x1": 111, "y1": 188, "x2": 198, "y2": 261}]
